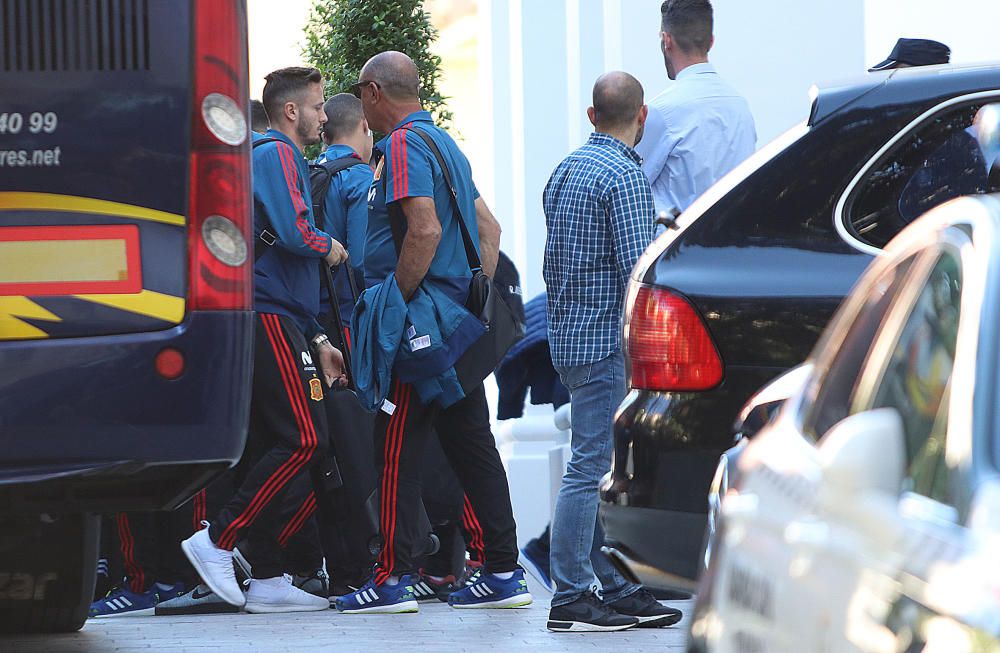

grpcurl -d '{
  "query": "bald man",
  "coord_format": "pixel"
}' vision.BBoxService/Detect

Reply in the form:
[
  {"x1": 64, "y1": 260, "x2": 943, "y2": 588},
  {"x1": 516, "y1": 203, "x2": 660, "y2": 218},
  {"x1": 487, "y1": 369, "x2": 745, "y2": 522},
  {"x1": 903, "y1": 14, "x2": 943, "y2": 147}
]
[
  {"x1": 542, "y1": 72, "x2": 682, "y2": 632},
  {"x1": 334, "y1": 51, "x2": 530, "y2": 615}
]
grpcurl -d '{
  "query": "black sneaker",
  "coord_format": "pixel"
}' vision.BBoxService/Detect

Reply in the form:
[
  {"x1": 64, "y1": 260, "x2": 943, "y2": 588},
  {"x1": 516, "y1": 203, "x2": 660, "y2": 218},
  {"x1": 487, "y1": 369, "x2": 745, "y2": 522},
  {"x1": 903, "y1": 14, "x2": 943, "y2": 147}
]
[
  {"x1": 605, "y1": 588, "x2": 683, "y2": 628},
  {"x1": 547, "y1": 591, "x2": 638, "y2": 632},
  {"x1": 293, "y1": 568, "x2": 330, "y2": 599}
]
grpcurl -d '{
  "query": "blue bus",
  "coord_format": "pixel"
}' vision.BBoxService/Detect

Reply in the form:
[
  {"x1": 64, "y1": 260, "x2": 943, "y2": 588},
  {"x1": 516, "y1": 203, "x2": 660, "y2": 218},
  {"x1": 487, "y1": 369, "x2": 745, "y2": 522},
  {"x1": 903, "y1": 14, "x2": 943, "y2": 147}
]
[{"x1": 0, "y1": 0, "x2": 253, "y2": 632}]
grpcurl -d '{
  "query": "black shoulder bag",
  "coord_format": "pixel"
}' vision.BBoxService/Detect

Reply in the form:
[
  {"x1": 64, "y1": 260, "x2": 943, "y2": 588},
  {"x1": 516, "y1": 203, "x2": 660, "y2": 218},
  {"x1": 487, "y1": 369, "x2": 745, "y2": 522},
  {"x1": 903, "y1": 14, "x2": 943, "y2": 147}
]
[{"x1": 385, "y1": 126, "x2": 524, "y2": 394}]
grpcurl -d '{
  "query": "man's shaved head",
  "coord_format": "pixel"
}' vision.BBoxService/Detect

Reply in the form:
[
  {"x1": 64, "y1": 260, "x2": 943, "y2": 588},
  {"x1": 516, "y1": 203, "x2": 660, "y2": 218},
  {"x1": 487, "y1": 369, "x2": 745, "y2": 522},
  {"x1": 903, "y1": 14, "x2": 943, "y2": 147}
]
[
  {"x1": 592, "y1": 71, "x2": 644, "y2": 131},
  {"x1": 360, "y1": 51, "x2": 420, "y2": 101}
]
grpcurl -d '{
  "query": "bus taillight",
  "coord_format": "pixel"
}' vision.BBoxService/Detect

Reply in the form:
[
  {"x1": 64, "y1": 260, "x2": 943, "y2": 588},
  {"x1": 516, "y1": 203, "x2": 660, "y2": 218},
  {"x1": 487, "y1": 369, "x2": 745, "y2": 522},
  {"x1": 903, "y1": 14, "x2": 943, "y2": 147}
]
[{"x1": 187, "y1": 0, "x2": 251, "y2": 311}]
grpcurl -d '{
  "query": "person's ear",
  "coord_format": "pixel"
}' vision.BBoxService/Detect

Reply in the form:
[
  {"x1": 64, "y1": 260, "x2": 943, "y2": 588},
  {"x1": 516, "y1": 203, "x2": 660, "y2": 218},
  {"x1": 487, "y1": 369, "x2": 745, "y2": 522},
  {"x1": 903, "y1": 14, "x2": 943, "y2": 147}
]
[
  {"x1": 587, "y1": 106, "x2": 597, "y2": 128},
  {"x1": 638, "y1": 104, "x2": 648, "y2": 127},
  {"x1": 661, "y1": 31, "x2": 671, "y2": 53},
  {"x1": 708, "y1": 34, "x2": 715, "y2": 52},
  {"x1": 360, "y1": 117, "x2": 371, "y2": 137},
  {"x1": 284, "y1": 101, "x2": 297, "y2": 123}
]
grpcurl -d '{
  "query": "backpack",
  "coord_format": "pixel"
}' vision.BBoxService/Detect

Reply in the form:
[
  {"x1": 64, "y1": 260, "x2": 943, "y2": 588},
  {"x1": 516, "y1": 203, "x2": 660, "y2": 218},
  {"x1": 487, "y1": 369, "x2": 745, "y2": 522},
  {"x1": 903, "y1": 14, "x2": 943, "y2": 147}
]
[{"x1": 308, "y1": 155, "x2": 368, "y2": 233}]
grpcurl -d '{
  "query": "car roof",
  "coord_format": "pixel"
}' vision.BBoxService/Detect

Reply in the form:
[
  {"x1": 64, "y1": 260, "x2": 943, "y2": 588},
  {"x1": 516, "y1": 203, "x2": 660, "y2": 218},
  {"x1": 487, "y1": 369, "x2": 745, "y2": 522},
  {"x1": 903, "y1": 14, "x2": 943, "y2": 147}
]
[{"x1": 810, "y1": 61, "x2": 1000, "y2": 126}]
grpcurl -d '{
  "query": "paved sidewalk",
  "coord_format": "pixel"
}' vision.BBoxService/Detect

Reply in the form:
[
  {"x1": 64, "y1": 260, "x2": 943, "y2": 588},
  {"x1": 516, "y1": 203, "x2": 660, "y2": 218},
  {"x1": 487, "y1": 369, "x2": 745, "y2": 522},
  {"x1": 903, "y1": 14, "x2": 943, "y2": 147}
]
[{"x1": 1, "y1": 579, "x2": 691, "y2": 653}]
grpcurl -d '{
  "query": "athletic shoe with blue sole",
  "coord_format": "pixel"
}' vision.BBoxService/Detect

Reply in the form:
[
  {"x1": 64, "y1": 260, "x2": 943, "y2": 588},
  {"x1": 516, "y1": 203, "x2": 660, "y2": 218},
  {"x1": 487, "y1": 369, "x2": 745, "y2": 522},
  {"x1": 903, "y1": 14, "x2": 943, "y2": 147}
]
[
  {"x1": 447, "y1": 568, "x2": 533, "y2": 609},
  {"x1": 89, "y1": 583, "x2": 183, "y2": 618},
  {"x1": 334, "y1": 576, "x2": 419, "y2": 614}
]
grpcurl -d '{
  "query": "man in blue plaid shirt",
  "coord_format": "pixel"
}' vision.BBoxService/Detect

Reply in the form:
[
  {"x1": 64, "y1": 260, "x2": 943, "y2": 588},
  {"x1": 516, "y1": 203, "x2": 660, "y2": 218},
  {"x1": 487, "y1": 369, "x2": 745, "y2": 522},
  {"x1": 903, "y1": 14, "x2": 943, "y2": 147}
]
[{"x1": 543, "y1": 72, "x2": 681, "y2": 632}]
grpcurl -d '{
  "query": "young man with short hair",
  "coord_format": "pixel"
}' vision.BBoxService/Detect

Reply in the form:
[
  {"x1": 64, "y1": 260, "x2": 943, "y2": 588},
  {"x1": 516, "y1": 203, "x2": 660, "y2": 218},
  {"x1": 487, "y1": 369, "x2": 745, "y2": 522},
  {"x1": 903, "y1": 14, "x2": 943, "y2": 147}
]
[
  {"x1": 181, "y1": 66, "x2": 348, "y2": 614},
  {"x1": 315, "y1": 93, "x2": 374, "y2": 323},
  {"x1": 637, "y1": 0, "x2": 756, "y2": 215}
]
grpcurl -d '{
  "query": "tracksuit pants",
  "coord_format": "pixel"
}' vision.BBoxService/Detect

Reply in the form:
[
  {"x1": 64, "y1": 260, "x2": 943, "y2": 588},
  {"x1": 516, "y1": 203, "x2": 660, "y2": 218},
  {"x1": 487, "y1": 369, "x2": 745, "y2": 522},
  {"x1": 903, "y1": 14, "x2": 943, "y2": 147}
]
[
  {"x1": 373, "y1": 378, "x2": 518, "y2": 584},
  {"x1": 208, "y1": 313, "x2": 341, "y2": 579},
  {"x1": 116, "y1": 473, "x2": 232, "y2": 593}
]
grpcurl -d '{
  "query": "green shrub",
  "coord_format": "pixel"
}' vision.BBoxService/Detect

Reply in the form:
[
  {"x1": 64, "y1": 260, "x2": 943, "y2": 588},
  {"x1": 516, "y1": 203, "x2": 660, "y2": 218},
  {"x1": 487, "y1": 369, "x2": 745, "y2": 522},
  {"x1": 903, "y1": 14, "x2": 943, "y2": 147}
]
[{"x1": 303, "y1": 0, "x2": 453, "y2": 129}]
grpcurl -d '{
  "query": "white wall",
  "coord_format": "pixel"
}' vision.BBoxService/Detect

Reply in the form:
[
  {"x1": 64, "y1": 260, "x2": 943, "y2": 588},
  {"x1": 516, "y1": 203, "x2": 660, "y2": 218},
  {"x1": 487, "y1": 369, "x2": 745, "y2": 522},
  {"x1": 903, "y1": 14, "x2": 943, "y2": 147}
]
[
  {"x1": 479, "y1": 0, "x2": 868, "y2": 300},
  {"x1": 864, "y1": 0, "x2": 1000, "y2": 66}
]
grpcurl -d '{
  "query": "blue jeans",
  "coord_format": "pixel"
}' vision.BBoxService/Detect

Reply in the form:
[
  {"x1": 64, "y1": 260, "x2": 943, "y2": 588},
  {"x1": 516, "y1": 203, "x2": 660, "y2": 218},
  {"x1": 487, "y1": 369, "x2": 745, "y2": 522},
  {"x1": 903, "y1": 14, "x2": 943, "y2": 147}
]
[{"x1": 549, "y1": 349, "x2": 640, "y2": 607}]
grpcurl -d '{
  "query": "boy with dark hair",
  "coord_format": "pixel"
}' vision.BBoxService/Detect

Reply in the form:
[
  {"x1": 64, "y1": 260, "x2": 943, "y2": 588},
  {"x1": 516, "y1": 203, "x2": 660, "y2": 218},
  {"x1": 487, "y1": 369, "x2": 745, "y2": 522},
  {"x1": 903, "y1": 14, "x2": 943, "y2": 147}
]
[
  {"x1": 315, "y1": 93, "x2": 374, "y2": 322},
  {"x1": 181, "y1": 66, "x2": 349, "y2": 614}
]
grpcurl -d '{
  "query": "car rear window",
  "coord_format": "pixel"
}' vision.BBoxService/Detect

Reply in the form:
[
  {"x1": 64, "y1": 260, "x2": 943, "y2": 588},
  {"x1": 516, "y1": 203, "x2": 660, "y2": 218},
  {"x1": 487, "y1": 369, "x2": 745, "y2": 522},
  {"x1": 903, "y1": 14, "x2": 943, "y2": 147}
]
[{"x1": 846, "y1": 100, "x2": 1000, "y2": 249}]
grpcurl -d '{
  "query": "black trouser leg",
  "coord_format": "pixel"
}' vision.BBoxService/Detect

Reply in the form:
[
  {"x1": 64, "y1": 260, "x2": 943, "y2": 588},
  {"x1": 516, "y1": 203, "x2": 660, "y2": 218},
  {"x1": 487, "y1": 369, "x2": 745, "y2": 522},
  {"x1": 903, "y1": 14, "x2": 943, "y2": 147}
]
[
  {"x1": 209, "y1": 313, "x2": 331, "y2": 556},
  {"x1": 116, "y1": 512, "x2": 156, "y2": 593},
  {"x1": 372, "y1": 380, "x2": 435, "y2": 583},
  {"x1": 277, "y1": 479, "x2": 324, "y2": 575},
  {"x1": 434, "y1": 383, "x2": 519, "y2": 573}
]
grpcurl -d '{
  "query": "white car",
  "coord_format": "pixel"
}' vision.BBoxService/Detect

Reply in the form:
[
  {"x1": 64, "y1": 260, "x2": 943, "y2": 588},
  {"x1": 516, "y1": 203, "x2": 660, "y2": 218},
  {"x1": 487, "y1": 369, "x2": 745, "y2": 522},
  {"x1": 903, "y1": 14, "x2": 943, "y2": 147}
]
[{"x1": 688, "y1": 193, "x2": 1000, "y2": 653}]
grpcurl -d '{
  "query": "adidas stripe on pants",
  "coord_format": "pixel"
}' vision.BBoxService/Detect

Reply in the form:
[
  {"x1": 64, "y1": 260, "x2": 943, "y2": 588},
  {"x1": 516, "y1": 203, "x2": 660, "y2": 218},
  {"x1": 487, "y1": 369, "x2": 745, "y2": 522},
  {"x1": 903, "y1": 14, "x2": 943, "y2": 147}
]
[
  {"x1": 209, "y1": 313, "x2": 338, "y2": 575},
  {"x1": 374, "y1": 379, "x2": 519, "y2": 584}
]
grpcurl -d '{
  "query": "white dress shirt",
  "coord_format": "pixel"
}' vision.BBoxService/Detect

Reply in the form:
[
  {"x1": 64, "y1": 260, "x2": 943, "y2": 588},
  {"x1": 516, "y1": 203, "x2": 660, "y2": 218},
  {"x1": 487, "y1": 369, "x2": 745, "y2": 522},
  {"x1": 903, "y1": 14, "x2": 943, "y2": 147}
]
[{"x1": 636, "y1": 62, "x2": 757, "y2": 215}]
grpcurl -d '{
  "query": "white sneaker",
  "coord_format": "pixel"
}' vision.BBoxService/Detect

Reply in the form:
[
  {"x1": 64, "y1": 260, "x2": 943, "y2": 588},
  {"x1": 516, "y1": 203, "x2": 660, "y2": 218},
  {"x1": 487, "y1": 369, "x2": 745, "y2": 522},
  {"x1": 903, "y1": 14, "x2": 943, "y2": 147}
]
[
  {"x1": 180, "y1": 525, "x2": 246, "y2": 608},
  {"x1": 245, "y1": 575, "x2": 330, "y2": 613}
]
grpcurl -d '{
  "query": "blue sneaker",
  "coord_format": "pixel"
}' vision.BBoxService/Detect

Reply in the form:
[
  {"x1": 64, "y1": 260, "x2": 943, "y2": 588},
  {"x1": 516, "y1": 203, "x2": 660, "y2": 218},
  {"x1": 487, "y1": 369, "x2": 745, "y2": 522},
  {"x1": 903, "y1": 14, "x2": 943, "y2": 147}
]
[
  {"x1": 89, "y1": 584, "x2": 167, "y2": 618},
  {"x1": 520, "y1": 537, "x2": 553, "y2": 592},
  {"x1": 334, "y1": 575, "x2": 419, "y2": 614},
  {"x1": 447, "y1": 568, "x2": 533, "y2": 609}
]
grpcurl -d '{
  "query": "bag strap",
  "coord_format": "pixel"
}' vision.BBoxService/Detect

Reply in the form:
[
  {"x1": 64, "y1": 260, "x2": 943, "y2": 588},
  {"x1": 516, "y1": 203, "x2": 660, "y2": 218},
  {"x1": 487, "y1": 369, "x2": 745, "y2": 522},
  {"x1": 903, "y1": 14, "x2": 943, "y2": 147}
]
[
  {"x1": 320, "y1": 155, "x2": 368, "y2": 178},
  {"x1": 252, "y1": 137, "x2": 282, "y2": 261},
  {"x1": 310, "y1": 155, "x2": 367, "y2": 302},
  {"x1": 382, "y1": 126, "x2": 482, "y2": 273}
]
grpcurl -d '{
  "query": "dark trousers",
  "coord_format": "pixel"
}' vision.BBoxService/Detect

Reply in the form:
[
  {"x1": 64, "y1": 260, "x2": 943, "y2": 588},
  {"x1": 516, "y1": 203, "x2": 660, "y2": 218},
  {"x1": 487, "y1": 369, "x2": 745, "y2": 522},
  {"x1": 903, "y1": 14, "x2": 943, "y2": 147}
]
[
  {"x1": 373, "y1": 379, "x2": 518, "y2": 583},
  {"x1": 209, "y1": 313, "x2": 340, "y2": 579},
  {"x1": 116, "y1": 472, "x2": 233, "y2": 593},
  {"x1": 421, "y1": 435, "x2": 486, "y2": 577}
]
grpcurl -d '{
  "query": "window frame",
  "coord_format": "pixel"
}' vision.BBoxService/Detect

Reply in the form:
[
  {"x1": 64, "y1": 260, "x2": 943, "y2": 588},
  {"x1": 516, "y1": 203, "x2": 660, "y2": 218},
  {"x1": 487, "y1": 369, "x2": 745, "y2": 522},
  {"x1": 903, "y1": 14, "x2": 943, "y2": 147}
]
[{"x1": 835, "y1": 90, "x2": 1000, "y2": 257}]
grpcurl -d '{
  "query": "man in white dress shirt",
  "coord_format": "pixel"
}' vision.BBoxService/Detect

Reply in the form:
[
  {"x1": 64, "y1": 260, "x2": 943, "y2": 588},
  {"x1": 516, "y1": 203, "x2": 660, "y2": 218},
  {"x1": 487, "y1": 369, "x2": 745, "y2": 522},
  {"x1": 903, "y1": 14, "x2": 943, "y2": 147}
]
[{"x1": 636, "y1": 0, "x2": 757, "y2": 216}]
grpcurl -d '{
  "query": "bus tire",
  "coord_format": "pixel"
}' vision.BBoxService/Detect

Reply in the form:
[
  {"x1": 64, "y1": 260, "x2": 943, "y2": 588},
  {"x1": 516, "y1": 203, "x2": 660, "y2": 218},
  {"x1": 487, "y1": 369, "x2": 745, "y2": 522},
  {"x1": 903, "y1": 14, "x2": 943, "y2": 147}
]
[{"x1": 0, "y1": 513, "x2": 99, "y2": 634}]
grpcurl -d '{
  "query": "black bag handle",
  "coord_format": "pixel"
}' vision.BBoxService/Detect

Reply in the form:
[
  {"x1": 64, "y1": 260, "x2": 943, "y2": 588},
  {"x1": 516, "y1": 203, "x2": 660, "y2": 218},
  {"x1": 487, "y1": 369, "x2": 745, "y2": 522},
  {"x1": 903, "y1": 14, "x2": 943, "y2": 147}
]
[
  {"x1": 251, "y1": 137, "x2": 282, "y2": 261},
  {"x1": 382, "y1": 126, "x2": 482, "y2": 273}
]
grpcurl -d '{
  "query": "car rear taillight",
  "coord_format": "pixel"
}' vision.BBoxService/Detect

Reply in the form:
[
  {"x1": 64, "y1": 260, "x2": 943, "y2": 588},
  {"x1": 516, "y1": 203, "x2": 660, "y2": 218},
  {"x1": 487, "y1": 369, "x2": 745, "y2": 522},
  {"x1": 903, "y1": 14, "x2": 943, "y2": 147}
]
[
  {"x1": 625, "y1": 285, "x2": 723, "y2": 391},
  {"x1": 187, "y1": 0, "x2": 251, "y2": 311}
]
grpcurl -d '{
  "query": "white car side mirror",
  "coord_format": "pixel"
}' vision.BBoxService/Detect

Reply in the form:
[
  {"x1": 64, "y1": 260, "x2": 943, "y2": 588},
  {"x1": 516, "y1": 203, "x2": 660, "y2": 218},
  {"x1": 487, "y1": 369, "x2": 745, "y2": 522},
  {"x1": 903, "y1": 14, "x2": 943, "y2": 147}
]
[{"x1": 819, "y1": 408, "x2": 906, "y2": 497}]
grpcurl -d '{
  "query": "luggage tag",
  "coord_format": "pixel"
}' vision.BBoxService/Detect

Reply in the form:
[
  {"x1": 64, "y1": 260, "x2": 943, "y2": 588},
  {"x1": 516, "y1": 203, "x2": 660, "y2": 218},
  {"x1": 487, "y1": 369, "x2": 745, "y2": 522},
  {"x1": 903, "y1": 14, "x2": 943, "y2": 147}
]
[{"x1": 406, "y1": 323, "x2": 431, "y2": 352}]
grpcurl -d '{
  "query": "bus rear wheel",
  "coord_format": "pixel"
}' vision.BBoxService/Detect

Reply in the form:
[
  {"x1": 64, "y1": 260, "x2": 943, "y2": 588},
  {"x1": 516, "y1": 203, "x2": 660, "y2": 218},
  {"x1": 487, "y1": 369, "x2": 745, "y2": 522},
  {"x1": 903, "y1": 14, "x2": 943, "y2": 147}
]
[{"x1": 0, "y1": 513, "x2": 99, "y2": 634}]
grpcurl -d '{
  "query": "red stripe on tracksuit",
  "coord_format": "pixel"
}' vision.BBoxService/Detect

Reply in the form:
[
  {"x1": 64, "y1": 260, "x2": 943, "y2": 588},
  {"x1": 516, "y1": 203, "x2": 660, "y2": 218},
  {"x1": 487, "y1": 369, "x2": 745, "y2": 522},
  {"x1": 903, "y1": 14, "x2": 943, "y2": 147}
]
[
  {"x1": 216, "y1": 314, "x2": 318, "y2": 549},
  {"x1": 275, "y1": 142, "x2": 328, "y2": 253},
  {"x1": 192, "y1": 489, "x2": 207, "y2": 532},
  {"x1": 216, "y1": 314, "x2": 317, "y2": 548},
  {"x1": 462, "y1": 495, "x2": 486, "y2": 564},
  {"x1": 278, "y1": 491, "x2": 318, "y2": 548},
  {"x1": 375, "y1": 382, "x2": 411, "y2": 584},
  {"x1": 116, "y1": 513, "x2": 145, "y2": 593},
  {"x1": 390, "y1": 123, "x2": 413, "y2": 201},
  {"x1": 391, "y1": 130, "x2": 402, "y2": 200}
]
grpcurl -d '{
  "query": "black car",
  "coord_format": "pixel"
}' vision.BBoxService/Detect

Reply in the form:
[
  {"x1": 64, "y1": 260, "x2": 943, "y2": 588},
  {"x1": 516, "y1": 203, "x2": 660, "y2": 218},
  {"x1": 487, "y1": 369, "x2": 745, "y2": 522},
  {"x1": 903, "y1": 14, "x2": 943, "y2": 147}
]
[{"x1": 599, "y1": 62, "x2": 1000, "y2": 590}]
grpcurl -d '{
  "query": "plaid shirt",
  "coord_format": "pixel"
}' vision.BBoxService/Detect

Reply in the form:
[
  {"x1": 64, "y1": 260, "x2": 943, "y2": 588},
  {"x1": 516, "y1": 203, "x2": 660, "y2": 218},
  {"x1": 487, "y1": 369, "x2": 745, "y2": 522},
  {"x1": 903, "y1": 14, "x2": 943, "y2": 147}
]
[{"x1": 543, "y1": 132, "x2": 655, "y2": 368}]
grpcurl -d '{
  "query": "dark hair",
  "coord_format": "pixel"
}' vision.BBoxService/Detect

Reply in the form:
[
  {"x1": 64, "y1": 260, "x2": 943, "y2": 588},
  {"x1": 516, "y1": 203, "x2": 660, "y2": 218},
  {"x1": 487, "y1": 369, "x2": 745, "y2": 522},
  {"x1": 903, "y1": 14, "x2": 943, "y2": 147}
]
[
  {"x1": 321, "y1": 93, "x2": 364, "y2": 142},
  {"x1": 592, "y1": 72, "x2": 644, "y2": 130},
  {"x1": 250, "y1": 99, "x2": 270, "y2": 134},
  {"x1": 660, "y1": 0, "x2": 713, "y2": 55},
  {"x1": 262, "y1": 67, "x2": 323, "y2": 122}
]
